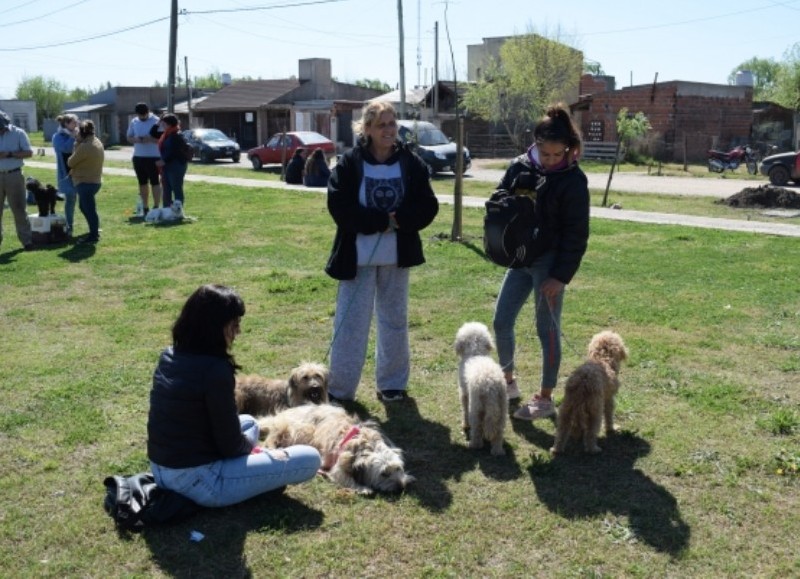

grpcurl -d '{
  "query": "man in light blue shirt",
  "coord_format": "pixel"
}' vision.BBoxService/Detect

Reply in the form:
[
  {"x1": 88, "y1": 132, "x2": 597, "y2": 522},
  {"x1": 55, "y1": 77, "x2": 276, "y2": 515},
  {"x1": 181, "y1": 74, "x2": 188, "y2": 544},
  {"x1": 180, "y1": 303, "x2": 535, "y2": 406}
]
[{"x1": 0, "y1": 109, "x2": 33, "y2": 250}]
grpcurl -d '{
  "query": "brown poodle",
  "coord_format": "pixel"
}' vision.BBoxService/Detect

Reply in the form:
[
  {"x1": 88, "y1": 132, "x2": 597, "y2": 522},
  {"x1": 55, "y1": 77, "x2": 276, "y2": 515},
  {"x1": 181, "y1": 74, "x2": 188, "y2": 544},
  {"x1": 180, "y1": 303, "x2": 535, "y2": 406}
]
[{"x1": 550, "y1": 331, "x2": 628, "y2": 455}]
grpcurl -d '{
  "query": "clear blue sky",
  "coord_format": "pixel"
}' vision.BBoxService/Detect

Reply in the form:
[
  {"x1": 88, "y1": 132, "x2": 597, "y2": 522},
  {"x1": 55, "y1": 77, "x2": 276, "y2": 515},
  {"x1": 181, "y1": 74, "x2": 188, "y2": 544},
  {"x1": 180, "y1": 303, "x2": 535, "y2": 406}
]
[{"x1": 1, "y1": 0, "x2": 797, "y2": 99}]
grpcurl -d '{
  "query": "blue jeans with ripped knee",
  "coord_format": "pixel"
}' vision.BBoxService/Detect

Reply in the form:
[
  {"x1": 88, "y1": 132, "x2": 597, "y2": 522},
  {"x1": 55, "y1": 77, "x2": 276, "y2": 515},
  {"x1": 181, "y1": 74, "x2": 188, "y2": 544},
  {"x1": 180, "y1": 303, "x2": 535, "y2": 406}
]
[{"x1": 492, "y1": 251, "x2": 564, "y2": 389}]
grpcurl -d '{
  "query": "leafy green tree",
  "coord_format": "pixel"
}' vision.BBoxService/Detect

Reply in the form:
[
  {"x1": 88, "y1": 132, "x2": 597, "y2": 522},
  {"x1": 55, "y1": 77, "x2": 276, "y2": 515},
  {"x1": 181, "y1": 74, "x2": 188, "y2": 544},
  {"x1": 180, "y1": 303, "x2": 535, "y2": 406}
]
[
  {"x1": 462, "y1": 33, "x2": 583, "y2": 149},
  {"x1": 771, "y1": 43, "x2": 800, "y2": 111},
  {"x1": 727, "y1": 57, "x2": 781, "y2": 101},
  {"x1": 616, "y1": 107, "x2": 652, "y2": 145},
  {"x1": 15, "y1": 75, "x2": 68, "y2": 123},
  {"x1": 354, "y1": 79, "x2": 392, "y2": 92}
]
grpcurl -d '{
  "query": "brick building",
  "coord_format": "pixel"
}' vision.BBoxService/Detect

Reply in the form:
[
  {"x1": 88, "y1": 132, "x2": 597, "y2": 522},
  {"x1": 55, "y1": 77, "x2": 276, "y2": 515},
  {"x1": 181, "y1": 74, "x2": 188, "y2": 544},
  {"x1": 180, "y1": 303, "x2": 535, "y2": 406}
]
[{"x1": 572, "y1": 75, "x2": 754, "y2": 162}]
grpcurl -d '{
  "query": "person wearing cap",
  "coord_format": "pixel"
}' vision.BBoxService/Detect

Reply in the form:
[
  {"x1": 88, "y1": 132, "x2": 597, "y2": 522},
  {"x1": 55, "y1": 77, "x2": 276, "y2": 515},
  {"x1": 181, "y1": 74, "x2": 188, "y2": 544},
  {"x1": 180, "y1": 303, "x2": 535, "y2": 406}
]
[
  {"x1": 0, "y1": 109, "x2": 34, "y2": 251},
  {"x1": 126, "y1": 102, "x2": 162, "y2": 214}
]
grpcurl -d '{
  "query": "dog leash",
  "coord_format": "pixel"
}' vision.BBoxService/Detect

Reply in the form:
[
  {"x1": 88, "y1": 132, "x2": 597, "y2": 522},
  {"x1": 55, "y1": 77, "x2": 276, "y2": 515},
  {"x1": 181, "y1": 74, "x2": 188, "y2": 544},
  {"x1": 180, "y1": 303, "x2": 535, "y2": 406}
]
[
  {"x1": 323, "y1": 232, "x2": 384, "y2": 363},
  {"x1": 318, "y1": 425, "x2": 361, "y2": 474},
  {"x1": 537, "y1": 291, "x2": 583, "y2": 360}
]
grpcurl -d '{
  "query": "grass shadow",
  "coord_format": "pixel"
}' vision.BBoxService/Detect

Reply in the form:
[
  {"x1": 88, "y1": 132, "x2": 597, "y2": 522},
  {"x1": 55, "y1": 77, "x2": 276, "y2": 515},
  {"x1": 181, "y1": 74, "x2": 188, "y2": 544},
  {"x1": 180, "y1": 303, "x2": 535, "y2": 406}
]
[
  {"x1": 141, "y1": 492, "x2": 323, "y2": 577},
  {"x1": 379, "y1": 397, "x2": 522, "y2": 511},
  {"x1": 528, "y1": 430, "x2": 691, "y2": 557},
  {"x1": 57, "y1": 238, "x2": 97, "y2": 262}
]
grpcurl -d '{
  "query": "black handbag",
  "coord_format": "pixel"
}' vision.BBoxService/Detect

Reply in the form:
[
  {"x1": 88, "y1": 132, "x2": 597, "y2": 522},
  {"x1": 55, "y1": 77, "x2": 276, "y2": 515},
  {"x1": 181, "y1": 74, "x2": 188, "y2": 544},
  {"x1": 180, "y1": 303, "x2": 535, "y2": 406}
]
[{"x1": 103, "y1": 472, "x2": 200, "y2": 531}]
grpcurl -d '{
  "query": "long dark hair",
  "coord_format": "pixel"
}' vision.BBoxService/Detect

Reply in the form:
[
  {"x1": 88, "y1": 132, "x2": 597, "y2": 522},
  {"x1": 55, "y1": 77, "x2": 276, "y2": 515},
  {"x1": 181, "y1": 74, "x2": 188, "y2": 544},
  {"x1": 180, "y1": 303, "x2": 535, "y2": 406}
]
[
  {"x1": 534, "y1": 103, "x2": 582, "y2": 156},
  {"x1": 172, "y1": 284, "x2": 245, "y2": 369}
]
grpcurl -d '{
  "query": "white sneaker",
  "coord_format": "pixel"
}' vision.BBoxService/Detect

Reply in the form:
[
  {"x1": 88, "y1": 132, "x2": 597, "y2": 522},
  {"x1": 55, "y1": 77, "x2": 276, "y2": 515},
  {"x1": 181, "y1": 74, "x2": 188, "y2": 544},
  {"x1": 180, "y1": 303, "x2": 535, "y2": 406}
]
[{"x1": 506, "y1": 379, "x2": 521, "y2": 400}]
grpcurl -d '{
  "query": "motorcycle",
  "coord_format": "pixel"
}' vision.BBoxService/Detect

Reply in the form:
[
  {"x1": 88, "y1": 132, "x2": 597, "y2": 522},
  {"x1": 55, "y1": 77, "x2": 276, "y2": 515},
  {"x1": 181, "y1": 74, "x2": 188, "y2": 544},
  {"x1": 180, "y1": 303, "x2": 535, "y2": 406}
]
[{"x1": 707, "y1": 144, "x2": 758, "y2": 175}]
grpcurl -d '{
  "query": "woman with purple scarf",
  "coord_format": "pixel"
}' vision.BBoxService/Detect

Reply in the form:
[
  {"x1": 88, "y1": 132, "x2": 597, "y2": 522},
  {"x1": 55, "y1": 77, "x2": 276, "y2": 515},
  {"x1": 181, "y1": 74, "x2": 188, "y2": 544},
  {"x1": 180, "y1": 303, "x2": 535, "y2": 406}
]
[{"x1": 491, "y1": 103, "x2": 590, "y2": 421}]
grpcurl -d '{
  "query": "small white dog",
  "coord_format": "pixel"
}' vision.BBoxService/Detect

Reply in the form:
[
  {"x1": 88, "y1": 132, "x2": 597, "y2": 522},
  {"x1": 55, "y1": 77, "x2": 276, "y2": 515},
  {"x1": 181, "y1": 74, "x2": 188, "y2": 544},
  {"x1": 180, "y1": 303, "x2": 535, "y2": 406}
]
[
  {"x1": 257, "y1": 404, "x2": 414, "y2": 495},
  {"x1": 550, "y1": 330, "x2": 629, "y2": 455},
  {"x1": 454, "y1": 322, "x2": 508, "y2": 456}
]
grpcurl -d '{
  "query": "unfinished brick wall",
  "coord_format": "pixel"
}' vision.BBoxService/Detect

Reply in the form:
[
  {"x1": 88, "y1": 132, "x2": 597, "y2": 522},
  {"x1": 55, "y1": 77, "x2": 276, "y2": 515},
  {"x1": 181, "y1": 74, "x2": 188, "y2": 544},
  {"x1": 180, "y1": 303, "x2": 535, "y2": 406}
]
[{"x1": 574, "y1": 80, "x2": 753, "y2": 162}]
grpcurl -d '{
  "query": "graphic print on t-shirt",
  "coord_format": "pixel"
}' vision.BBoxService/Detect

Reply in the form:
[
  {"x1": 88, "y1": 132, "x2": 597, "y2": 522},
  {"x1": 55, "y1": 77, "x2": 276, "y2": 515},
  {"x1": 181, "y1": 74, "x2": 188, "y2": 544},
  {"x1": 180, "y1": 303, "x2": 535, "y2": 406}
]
[{"x1": 364, "y1": 176, "x2": 402, "y2": 212}]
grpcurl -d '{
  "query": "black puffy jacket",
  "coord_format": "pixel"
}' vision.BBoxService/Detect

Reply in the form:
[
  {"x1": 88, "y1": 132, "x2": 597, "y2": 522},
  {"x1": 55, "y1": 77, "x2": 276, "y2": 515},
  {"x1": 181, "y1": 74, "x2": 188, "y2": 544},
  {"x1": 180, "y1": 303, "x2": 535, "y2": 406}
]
[{"x1": 497, "y1": 154, "x2": 590, "y2": 284}]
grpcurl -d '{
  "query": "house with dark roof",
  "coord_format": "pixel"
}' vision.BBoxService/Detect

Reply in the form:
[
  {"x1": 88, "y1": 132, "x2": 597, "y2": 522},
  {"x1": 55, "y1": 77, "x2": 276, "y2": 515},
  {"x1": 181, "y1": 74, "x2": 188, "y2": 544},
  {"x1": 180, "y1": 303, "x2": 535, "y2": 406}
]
[{"x1": 191, "y1": 58, "x2": 383, "y2": 150}]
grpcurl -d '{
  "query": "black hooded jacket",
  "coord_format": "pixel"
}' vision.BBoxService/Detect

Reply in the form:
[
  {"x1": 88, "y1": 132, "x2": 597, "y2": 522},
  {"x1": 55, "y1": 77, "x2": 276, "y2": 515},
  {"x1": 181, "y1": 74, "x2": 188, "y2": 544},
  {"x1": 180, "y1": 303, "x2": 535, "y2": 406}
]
[
  {"x1": 325, "y1": 141, "x2": 439, "y2": 280},
  {"x1": 497, "y1": 154, "x2": 590, "y2": 284}
]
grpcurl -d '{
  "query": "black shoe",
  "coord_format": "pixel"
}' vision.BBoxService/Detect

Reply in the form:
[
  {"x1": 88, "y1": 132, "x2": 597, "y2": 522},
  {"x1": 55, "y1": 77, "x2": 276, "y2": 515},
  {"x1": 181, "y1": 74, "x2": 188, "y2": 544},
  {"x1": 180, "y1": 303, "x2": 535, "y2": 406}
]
[
  {"x1": 376, "y1": 390, "x2": 408, "y2": 402},
  {"x1": 328, "y1": 393, "x2": 351, "y2": 406},
  {"x1": 76, "y1": 236, "x2": 99, "y2": 245}
]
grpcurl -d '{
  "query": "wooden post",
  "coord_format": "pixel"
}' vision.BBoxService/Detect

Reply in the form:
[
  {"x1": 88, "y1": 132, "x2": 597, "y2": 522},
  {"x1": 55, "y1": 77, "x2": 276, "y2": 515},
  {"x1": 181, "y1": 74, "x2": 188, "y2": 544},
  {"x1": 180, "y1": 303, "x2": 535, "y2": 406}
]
[
  {"x1": 451, "y1": 116, "x2": 464, "y2": 241},
  {"x1": 601, "y1": 140, "x2": 622, "y2": 208}
]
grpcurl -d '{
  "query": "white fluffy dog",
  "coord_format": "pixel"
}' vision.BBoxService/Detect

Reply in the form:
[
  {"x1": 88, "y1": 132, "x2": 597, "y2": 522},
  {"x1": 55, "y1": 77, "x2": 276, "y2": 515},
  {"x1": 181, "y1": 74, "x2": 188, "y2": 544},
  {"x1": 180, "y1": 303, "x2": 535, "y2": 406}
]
[
  {"x1": 454, "y1": 322, "x2": 508, "y2": 456},
  {"x1": 235, "y1": 362, "x2": 329, "y2": 417},
  {"x1": 550, "y1": 330, "x2": 629, "y2": 455},
  {"x1": 257, "y1": 404, "x2": 414, "y2": 495}
]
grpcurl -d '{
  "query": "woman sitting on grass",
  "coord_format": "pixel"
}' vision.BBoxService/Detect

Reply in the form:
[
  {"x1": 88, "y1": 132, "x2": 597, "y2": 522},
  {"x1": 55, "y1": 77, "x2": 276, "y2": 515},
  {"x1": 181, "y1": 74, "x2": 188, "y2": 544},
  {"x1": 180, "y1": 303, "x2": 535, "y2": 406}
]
[{"x1": 147, "y1": 284, "x2": 321, "y2": 507}]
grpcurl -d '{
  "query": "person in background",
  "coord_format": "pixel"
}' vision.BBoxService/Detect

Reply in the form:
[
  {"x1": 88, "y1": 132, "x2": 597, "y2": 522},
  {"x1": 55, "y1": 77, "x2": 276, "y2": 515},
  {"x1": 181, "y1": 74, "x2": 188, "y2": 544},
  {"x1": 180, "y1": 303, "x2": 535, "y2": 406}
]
[
  {"x1": 147, "y1": 284, "x2": 321, "y2": 507},
  {"x1": 126, "y1": 102, "x2": 161, "y2": 214},
  {"x1": 52, "y1": 113, "x2": 78, "y2": 235},
  {"x1": 491, "y1": 103, "x2": 590, "y2": 420},
  {"x1": 325, "y1": 101, "x2": 439, "y2": 403},
  {"x1": 156, "y1": 114, "x2": 188, "y2": 208},
  {"x1": 0, "y1": 109, "x2": 34, "y2": 251},
  {"x1": 284, "y1": 147, "x2": 305, "y2": 184},
  {"x1": 303, "y1": 147, "x2": 331, "y2": 187},
  {"x1": 67, "y1": 120, "x2": 104, "y2": 244}
]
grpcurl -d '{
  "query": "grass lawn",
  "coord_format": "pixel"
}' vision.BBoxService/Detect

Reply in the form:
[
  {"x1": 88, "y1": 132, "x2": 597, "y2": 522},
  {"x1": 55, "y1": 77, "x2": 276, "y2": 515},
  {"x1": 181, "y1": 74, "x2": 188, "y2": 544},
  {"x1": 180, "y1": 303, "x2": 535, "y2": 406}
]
[{"x1": 1, "y1": 166, "x2": 798, "y2": 577}]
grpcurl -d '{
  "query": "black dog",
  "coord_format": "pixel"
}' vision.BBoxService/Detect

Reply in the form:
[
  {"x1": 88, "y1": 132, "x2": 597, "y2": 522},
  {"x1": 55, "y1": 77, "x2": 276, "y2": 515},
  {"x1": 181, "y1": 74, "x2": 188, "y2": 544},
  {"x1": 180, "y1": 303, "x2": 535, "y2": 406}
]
[{"x1": 25, "y1": 177, "x2": 62, "y2": 217}]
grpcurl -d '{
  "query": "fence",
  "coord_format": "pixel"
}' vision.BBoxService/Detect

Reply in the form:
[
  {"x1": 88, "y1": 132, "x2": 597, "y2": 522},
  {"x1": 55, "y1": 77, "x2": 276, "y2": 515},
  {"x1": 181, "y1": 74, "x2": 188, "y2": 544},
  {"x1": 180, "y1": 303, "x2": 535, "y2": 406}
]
[{"x1": 582, "y1": 141, "x2": 624, "y2": 161}]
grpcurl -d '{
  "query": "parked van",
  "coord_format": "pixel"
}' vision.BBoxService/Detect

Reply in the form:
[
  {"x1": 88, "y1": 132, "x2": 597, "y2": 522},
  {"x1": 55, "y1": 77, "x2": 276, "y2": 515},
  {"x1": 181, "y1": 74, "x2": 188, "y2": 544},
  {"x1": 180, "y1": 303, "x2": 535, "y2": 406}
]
[{"x1": 396, "y1": 120, "x2": 471, "y2": 176}]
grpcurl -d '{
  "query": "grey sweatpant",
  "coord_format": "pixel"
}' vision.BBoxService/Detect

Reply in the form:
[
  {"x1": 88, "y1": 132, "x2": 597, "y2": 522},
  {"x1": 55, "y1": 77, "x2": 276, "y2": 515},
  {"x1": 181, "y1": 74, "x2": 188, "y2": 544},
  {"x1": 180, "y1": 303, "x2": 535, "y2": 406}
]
[{"x1": 328, "y1": 265, "x2": 410, "y2": 400}]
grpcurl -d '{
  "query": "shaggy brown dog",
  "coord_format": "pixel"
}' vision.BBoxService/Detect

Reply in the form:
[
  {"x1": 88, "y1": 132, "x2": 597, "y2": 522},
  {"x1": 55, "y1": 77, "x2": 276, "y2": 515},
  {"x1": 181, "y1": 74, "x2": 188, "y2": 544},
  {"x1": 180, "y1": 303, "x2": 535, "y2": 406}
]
[
  {"x1": 550, "y1": 331, "x2": 628, "y2": 455},
  {"x1": 235, "y1": 362, "x2": 329, "y2": 417},
  {"x1": 257, "y1": 404, "x2": 414, "y2": 495}
]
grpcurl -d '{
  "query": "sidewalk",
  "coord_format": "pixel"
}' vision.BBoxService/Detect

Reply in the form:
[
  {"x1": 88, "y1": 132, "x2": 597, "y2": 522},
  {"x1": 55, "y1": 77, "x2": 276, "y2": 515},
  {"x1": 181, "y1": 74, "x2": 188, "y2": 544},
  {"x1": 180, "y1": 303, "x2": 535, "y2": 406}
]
[{"x1": 25, "y1": 160, "x2": 800, "y2": 238}]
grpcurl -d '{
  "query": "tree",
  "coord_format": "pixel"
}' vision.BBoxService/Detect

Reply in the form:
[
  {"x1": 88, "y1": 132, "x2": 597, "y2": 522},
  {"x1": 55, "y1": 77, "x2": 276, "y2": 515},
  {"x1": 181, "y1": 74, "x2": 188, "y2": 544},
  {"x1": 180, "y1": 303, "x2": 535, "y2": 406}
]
[
  {"x1": 771, "y1": 43, "x2": 800, "y2": 111},
  {"x1": 15, "y1": 75, "x2": 68, "y2": 124},
  {"x1": 462, "y1": 33, "x2": 583, "y2": 150},
  {"x1": 354, "y1": 78, "x2": 392, "y2": 93},
  {"x1": 616, "y1": 107, "x2": 652, "y2": 161},
  {"x1": 727, "y1": 57, "x2": 781, "y2": 101}
]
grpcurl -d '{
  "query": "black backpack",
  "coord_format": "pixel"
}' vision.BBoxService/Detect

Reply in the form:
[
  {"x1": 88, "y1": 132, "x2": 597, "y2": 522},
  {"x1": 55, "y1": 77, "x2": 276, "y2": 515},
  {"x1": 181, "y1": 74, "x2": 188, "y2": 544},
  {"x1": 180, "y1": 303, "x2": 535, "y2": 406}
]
[
  {"x1": 483, "y1": 190, "x2": 539, "y2": 268},
  {"x1": 103, "y1": 472, "x2": 200, "y2": 531},
  {"x1": 178, "y1": 132, "x2": 194, "y2": 162}
]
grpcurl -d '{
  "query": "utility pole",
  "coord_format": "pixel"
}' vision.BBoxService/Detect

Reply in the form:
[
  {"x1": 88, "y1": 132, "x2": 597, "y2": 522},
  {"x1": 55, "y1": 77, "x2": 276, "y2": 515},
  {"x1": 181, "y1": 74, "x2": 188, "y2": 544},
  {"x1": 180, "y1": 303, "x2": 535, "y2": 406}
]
[
  {"x1": 397, "y1": 0, "x2": 406, "y2": 119},
  {"x1": 184, "y1": 56, "x2": 192, "y2": 126},
  {"x1": 167, "y1": 0, "x2": 178, "y2": 113},
  {"x1": 433, "y1": 21, "x2": 439, "y2": 117}
]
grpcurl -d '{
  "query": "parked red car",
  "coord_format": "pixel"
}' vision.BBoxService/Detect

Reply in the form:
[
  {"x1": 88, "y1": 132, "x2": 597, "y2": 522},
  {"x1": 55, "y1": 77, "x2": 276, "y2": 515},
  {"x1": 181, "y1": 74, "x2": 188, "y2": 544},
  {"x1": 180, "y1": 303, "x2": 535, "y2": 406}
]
[{"x1": 247, "y1": 131, "x2": 336, "y2": 170}]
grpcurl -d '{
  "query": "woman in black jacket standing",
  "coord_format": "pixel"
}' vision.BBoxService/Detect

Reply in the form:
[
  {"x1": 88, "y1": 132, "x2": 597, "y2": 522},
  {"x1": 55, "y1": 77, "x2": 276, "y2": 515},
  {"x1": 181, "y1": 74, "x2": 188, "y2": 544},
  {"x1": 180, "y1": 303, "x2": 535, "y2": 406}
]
[
  {"x1": 492, "y1": 104, "x2": 590, "y2": 421},
  {"x1": 325, "y1": 102, "x2": 439, "y2": 403}
]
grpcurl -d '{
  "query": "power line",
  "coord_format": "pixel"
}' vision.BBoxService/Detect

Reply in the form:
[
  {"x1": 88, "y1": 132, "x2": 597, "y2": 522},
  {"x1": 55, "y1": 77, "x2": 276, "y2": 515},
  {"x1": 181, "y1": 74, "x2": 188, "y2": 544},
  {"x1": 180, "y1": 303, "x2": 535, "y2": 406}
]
[{"x1": 0, "y1": 0, "x2": 350, "y2": 52}]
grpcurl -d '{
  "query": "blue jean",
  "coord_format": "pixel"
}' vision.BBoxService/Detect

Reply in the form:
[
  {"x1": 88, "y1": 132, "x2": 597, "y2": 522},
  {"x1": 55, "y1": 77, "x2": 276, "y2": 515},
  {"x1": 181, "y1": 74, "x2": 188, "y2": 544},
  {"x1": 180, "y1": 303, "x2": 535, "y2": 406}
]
[
  {"x1": 151, "y1": 415, "x2": 321, "y2": 508},
  {"x1": 76, "y1": 182, "x2": 101, "y2": 239},
  {"x1": 492, "y1": 251, "x2": 564, "y2": 389},
  {"x1": 328, "y1": 265, "x2": 410, "y2": 399},
  {"x1": 162, "y1": 161, "x2": 187, "y2": 207},
  {"x1": 62, "y1": 191, "x2": 77, "y2": 233}
]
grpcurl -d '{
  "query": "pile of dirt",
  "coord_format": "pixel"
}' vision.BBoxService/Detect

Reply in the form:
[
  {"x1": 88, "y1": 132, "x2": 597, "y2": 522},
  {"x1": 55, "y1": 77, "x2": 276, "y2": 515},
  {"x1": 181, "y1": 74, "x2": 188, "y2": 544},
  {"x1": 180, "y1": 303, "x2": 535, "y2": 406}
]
[{"x1": 717, "y1": 184, "x2": 800, "y2": 209}]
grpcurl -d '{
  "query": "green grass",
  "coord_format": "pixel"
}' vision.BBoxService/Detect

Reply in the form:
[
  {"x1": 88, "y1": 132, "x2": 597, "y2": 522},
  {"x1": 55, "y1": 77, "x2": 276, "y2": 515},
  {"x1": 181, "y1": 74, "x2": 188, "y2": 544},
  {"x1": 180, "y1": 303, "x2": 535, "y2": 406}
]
[{"x1": 1, "y1": 167, "x2": 799, "y2": 577}]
